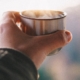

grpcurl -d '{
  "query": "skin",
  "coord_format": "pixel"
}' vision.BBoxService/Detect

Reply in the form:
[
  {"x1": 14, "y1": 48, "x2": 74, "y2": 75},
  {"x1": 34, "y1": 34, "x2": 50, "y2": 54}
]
[{"x1": 0, "y1": 11, "x2": 72, "y2": 69}]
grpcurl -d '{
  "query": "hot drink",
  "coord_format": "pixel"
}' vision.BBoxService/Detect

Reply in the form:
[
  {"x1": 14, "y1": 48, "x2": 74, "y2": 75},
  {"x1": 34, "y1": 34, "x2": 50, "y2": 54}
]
[
  {"x1": 21, "y1": 10, "x2": 64, "y2": 19},
  {"x1": 20, "y1": 10, "x2": 67, "y2": 55}
]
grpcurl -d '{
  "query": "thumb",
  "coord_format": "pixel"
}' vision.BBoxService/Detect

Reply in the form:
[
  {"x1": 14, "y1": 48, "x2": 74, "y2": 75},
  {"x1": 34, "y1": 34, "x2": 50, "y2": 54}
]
[
  {"x1": 23, "y1": 30, "x2": 72, "y2": 68},
  {"x1": 36, "y1": 30, "x2": 72, "y2": 55}
]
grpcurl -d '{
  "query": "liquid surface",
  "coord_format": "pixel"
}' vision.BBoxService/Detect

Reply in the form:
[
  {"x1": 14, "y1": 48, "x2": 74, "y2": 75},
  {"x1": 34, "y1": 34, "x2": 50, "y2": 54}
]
[{"x1": 21, "y1": 10, "x2": 65, "y2": 19}]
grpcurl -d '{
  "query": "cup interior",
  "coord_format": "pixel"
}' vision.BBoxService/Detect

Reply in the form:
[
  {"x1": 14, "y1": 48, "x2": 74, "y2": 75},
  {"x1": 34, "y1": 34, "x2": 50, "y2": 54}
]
[{"x1": 20, "y1": 10, "x2": 67, "y2": 20}]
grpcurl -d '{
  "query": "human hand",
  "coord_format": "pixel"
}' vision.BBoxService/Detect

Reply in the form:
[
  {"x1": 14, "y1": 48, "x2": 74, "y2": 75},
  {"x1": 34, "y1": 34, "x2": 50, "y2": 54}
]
[{"x1": 0, "y1": 11, "x2": 72, "y2": 69}]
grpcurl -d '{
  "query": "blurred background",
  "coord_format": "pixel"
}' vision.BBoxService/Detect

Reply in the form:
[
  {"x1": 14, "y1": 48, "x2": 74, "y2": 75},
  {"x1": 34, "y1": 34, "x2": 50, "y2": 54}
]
[{"x1": 0, "y1": 0, "x2": 80, "y2": 80}]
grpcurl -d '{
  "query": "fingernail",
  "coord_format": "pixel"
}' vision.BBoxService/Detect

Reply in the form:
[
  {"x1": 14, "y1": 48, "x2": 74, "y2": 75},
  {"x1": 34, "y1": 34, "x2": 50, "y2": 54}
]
[{"x1": 65, "y1": 31, "x2": 72, "y2": 42}]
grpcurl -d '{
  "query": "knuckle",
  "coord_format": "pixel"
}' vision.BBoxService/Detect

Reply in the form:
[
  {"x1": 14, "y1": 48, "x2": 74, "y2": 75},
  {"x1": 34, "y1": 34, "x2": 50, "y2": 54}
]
[
  {"x1": 0, "y1": 23, "x2": 10, "y2": 33},
  {"x1": 2, "y1": 11, "x2": 15, "y2": 19},
  {"x1": 2, "y1": 11, "x2": 12, "y2": 17},
  {"x1": 0, "y1": 22, "x2": 15, "y2": 33}
]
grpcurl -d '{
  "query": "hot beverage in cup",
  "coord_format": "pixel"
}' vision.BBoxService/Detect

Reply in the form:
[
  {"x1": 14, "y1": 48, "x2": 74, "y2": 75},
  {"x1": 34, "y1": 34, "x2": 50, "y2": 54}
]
[{"x1": 20, "y1": 10, "x2": 67, "y2": 55}]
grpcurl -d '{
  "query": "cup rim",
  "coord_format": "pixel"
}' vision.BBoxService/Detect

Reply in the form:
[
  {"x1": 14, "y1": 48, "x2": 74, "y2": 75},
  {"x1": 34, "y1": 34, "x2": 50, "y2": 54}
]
[{"x1": 20, "y1": 10, "x2": 67, "y2": 20}]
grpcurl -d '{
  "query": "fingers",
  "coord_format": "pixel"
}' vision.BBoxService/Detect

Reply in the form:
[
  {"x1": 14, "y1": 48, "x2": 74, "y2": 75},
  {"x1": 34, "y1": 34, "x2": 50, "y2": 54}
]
[
  {"x1": 35, "y1": 30, "x2": 72, "y2": 55},
  {"x1": 0, "y1": 11, "x2": 25, "y2": 35},
  {"x1": 0, "y1": 11, "x2": 28, "y2": 34},
  {"x1": 0, "y1": 11, "x2": 20, "y2": 23}
]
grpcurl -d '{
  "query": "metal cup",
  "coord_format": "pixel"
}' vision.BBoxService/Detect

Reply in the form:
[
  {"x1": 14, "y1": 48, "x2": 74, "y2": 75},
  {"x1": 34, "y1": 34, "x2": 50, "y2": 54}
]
[{"x1": 20, "y1": 10, "x2": 67, "y2": 55}]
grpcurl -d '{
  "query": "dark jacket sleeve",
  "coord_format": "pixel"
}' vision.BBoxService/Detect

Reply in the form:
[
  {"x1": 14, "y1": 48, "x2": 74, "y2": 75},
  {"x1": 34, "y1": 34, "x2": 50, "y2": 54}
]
[{"x1": 0, "y1": 48, "x2": 38, "y2": 80}]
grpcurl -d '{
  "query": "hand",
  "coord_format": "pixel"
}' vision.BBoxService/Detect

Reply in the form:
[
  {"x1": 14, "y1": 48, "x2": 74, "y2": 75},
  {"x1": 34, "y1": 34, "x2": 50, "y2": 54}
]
[{"x1": 0, "y1": 11, "x2": 72, "y2": 69}]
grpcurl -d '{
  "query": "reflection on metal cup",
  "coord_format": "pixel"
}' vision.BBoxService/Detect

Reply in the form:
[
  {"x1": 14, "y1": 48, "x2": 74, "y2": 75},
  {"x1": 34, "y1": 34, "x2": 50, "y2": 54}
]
[{"x1": 20, "y1": 10, "x2": 67, "y2": 55}]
